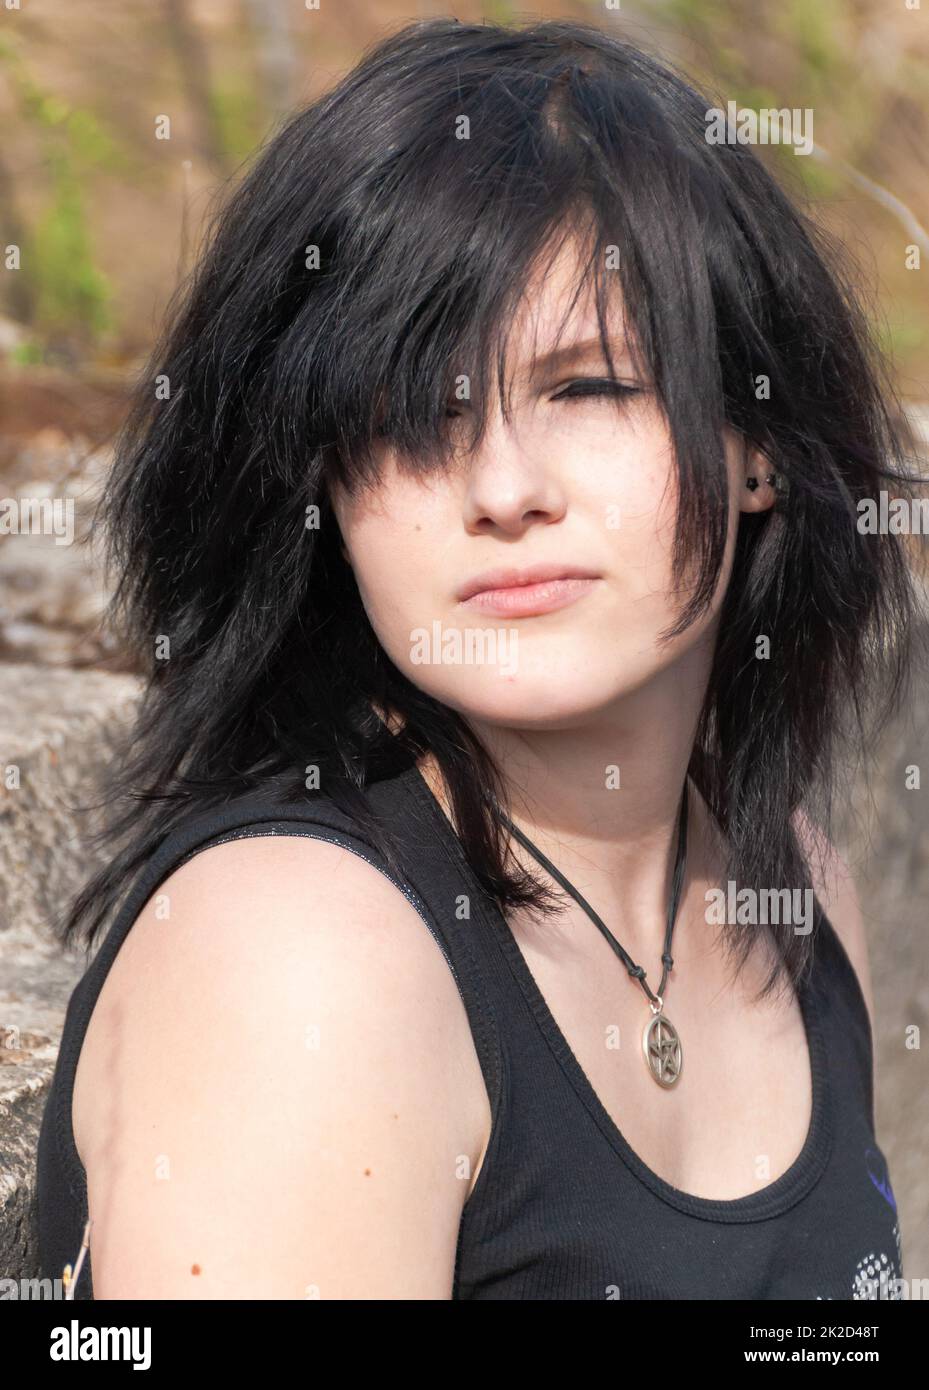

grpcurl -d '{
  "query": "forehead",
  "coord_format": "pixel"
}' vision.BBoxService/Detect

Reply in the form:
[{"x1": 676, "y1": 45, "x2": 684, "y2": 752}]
[{"x1": 502, "y1": 231, "x2": 638, "y2": 381}]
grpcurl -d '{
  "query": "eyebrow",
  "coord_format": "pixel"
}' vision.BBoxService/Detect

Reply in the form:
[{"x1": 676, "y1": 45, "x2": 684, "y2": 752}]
[{"x1": 527, "y1": 335, "x2": 633, "y2": 374}]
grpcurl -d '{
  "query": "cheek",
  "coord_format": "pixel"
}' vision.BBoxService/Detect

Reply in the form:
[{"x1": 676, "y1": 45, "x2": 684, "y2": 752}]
[
  {"x1": 613, "y1": 421, "x2": 741, "y2": 606},
  {"x1": 595, "y1": 422, "x2": 679, "y2": 597},
  {"x1": 338, "y1": 504, "x2": 446, "y2": 668}
]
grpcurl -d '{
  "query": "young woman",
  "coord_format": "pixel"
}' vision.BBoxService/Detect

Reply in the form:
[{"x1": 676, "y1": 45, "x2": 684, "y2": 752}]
[{"x1": 37, "y1": 17, "x2": 922, "y2": 1300}]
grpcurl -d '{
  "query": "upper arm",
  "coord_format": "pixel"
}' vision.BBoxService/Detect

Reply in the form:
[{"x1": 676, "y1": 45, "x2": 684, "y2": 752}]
[
  {"x1": 74, "y1": 834, "x2": 490, "y2": 1299},
  {"x1": 793, "y1": 809, "x2": 875, "y2": 1037}
]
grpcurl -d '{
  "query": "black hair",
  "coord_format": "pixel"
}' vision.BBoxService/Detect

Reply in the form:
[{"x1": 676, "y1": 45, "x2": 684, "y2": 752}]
[{"x1": 61, "y1": 17, "x2": 925, "y2": 1003}]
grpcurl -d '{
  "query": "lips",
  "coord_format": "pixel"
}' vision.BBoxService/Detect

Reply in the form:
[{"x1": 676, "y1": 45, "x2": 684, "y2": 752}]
[{"x1": 455, "y1": 563, "x2": 600, "y2": 603}]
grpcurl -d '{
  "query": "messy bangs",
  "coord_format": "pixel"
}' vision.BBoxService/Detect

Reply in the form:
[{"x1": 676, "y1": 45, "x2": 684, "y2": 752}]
[{"x1": 306, "y1": 53, "x2": 736, "y2": 625}]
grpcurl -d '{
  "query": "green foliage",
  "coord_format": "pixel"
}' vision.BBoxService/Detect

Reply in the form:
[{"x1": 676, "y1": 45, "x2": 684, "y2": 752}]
[
  {"x1": 875, "y1": 312, "x2": 928, "y2": 363},
  {"x1": 0, "y1": 42, "x2": 115, "y2": 345},
  {"x1": 773, "y1": 0, "x2": 842, "y2": 80},
  {"x1": 8, "y1": 46, "x2": 125, "y2": 169},
  {"x1": 211, "y1": 75, "x2": 265, "y2": 166},
  {"x1": 62, "y1": 106, "x2": 131, "y2": 175},
  {"x1": 30, "y1": 150, "x2": 111, "y2": 341},
  {"x1": 663, "y1": 0, "x2": 730, "y2": 28},
  {"x1": 791, "y1": 155, "x2": 841, "y2": 199},
  {"x1": 482, "y1": 0, "x2": 518, "y2": 25},
  {"x1": 731, "y1": 81, "x2": 779, "y2": 112},
  {"x1": 8, "y1": 339, "x2": 44, "y2": 366}
]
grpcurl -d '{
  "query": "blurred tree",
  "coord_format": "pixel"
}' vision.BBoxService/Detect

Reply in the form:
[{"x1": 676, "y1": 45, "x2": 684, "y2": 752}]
[
  {"x1": 0, "y1": 143, "x2": 35, "y2": 329},
  {"x1": 241, "y1": 0, "x2": 298, "y2": 120},
  {"x1": 162, "y1": 0, "x2": 229, "y2": 176}
]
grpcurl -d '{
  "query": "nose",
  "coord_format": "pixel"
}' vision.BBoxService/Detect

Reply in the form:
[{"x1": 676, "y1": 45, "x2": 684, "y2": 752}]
[{"x1": 461, "y1": 413, "x2": 568, "y2": 537}]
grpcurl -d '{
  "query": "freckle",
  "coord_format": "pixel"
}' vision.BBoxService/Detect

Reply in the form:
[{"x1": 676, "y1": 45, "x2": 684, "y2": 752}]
[
  {"x1": 364, "y1": 1167, "x2": 372, "y2": 1176},
  {"x1": 191, "y1": 1264, "x2": 201, "y2": 1275}
]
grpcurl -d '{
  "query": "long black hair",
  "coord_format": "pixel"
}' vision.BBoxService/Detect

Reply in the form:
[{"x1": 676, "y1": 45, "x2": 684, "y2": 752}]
[{"x1": 62, "y1": 17, "x2": 925, "y2": 1002}]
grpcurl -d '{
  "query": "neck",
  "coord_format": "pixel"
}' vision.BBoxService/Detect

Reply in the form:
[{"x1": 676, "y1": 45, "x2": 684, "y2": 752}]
[{"x1": 416, "y1": 643, "x2": 727, "y2": 960}]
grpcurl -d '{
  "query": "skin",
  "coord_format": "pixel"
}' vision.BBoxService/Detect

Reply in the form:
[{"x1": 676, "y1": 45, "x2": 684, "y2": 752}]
[
  {"x1": 329, "y1": 233, "x2": 875, "y2": 1198},
  {"x1": 73, "y1": 233, "x2": 874, "y2": 1299},
  {"x1": 329, "y1": 232, "x2": 777, "y2": 952},
  {"x1": 74, "y1": 835, "x2": 491, "y2": 1297}
]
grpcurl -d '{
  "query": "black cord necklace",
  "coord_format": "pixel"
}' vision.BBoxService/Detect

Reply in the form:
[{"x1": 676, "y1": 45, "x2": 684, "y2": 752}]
[{"x1": 490, "y1": 781, "x2": 690, "y2": 1088}]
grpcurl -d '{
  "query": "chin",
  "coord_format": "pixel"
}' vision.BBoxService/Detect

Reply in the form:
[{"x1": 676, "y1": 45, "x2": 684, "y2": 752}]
[{"x1": 414, "y1": 664, "x2": 644, "y2": 730}]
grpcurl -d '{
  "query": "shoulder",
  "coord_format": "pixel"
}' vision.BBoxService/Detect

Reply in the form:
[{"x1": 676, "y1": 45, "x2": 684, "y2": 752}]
[
  {"x1": 792, "y1": 808, "x2": 875, "y2": 1033},
  {"x1": 73, "y1": 831, "x2": 490, "y2": 1297},
  {"x1": 96, "y1": 830, "x2": 467, "y2": 1027}
]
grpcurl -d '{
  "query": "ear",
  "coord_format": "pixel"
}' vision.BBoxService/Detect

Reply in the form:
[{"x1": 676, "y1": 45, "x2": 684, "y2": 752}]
[{"x1": 739, "y1": 443, "x2": 778, "y2": 514}]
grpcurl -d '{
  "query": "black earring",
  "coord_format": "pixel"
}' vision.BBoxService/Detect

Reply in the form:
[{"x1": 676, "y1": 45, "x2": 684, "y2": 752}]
[{"x1": 746, "y1": 472, "x2": 777, "y2": 491}]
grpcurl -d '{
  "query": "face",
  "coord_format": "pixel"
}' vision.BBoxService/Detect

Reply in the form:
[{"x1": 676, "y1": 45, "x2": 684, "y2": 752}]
[{"x1": 328, "y1": 235, "x2": 774, "y2": 731}]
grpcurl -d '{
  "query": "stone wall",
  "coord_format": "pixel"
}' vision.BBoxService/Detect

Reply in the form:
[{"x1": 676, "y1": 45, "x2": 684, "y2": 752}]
[{"x1": 0, "y1": 665, "x2": 140, "y2": 1280}]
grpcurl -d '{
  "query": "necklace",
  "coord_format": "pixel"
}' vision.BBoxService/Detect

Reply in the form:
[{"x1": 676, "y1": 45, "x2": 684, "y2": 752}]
[{"x1": 489, "y1": 781, "x2": 689, "y2": 1089}]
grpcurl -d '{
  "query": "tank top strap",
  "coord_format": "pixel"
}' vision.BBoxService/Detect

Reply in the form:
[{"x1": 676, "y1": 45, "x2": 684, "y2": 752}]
[
  {"x1": 806, "y1": 895, "x2": 877, "y2": 1133},
  {"x1": 73, "y1": 771, "x2": 507, "y2": 1116},
  {"x1": 43, "y1": 764, "x2": 523, "y2": 1299},
  {"x1": 49, "y1": 792, "x2": 395, "y2": 1193}
]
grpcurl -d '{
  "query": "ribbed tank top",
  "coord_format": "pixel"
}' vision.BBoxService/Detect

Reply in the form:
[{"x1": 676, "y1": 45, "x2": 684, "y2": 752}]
[{"x1": 37, "y1": 758, "x2": 904, "y2": 1300}]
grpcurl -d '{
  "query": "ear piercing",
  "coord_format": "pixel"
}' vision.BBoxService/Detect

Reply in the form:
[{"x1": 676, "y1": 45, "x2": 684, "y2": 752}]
[{"x1": 746, "y1": 473, "x2": 777, "y2": 491}]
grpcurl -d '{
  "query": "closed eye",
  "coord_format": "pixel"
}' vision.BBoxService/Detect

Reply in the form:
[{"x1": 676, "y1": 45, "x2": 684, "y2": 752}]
[
  {"x1": 552, "y1": 378, "x2": 644, "y2": 402},
  {"x1": 443, "y1": 379, "x2": 643, "y2": 418}
]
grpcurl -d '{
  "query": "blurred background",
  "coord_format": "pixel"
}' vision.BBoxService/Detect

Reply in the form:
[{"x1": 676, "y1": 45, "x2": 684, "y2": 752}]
[{"x1": 0, "y1": 0, "x2": 927, "y2": 1292}]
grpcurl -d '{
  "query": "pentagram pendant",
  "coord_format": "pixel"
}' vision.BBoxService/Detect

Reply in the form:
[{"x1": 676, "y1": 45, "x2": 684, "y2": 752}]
[{"x1": 642, "y1": 1001, "x2": 683, "y2": 1087}]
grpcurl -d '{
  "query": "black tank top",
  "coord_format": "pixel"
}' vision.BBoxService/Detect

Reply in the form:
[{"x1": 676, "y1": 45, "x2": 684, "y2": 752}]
[{"x1": 37, "y1": 759, "x2": 904, "y2": 1300}]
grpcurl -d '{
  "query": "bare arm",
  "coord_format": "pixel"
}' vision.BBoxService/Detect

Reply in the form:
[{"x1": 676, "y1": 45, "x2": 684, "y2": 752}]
[{"x1": 74, "y1": 835, "x2": 491, "y2": 1299}]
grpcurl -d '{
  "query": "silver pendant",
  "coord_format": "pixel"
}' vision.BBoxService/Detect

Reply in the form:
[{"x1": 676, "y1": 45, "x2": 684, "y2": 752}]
[{"x1": 642, "y1": 1001, "x2": 682, "y2": 1087}]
